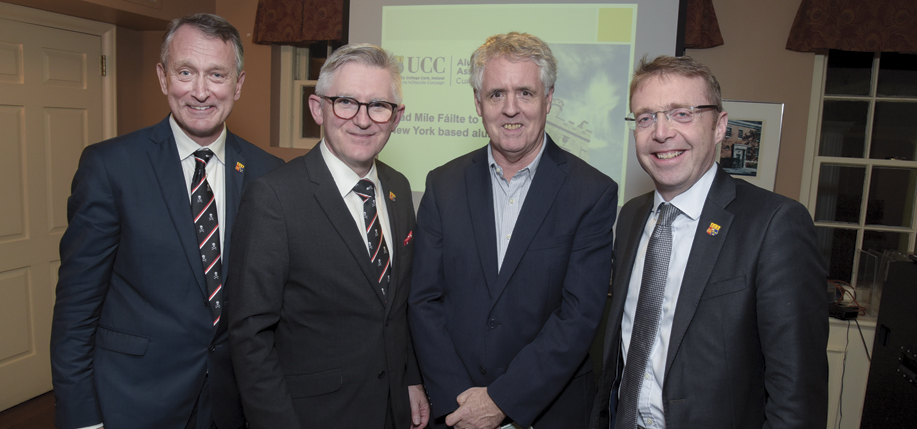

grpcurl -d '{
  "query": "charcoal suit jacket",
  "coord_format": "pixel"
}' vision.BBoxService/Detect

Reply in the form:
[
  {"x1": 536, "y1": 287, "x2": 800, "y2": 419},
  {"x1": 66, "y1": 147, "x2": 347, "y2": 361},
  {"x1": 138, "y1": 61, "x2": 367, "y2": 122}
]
[{"x1": 228, "y1": 145, "x2": 421, "y2": 428}]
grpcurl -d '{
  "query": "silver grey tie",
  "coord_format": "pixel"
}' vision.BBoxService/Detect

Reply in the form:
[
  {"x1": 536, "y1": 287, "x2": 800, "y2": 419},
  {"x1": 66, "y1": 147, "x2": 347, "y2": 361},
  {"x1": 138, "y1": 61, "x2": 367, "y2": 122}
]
[{"x1": 615, "y1": 202, "x2": 681, "y2": 429}]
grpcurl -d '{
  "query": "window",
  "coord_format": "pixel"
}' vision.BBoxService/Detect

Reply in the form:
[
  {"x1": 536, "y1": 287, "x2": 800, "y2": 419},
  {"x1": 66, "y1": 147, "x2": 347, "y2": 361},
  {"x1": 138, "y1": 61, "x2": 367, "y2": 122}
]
[
  {"x1": 801, "y1": 51, "x2": 917, "y2": 285},
  {"x1": 276, "y1": 45, "x2": 330, "y2": 149}
]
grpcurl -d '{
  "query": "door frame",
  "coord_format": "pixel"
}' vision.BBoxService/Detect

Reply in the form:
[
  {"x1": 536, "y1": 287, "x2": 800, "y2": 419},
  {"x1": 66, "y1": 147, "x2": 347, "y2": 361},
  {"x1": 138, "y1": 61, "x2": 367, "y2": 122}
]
[{"x1": 0, "y1": 1, "x2": 117, "y2": 139}]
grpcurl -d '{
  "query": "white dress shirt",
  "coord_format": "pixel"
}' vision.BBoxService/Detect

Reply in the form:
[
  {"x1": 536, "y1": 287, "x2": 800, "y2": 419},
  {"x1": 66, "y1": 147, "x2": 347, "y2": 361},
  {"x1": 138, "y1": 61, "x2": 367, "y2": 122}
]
[
  {"x1": 320, "y1": 141, "x2": 394, "y2": 266},
  {"x1": 620, "y1": 164, "x2": 717, "y2": 429},
  {"x1": 173, "y1": 115, "x2": 227, "y2": 249}
]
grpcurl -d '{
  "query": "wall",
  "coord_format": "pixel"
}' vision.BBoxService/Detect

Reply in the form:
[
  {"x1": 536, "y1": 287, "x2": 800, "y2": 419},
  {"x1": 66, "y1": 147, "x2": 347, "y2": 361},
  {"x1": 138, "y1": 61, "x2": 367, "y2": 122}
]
[{"x1": 686, "y1": 0, "x2": 814, "y2": 201}]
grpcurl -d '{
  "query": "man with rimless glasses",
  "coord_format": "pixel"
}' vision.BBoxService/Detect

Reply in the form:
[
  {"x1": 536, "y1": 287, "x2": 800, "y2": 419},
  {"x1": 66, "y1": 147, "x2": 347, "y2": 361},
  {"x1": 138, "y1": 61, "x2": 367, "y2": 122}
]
[
  {"x1": 228, "y1": 44, "x2": 429, "y2": 429},
  {"x1": 590, "y1": 55, "x2": 827, "y2": 429}
]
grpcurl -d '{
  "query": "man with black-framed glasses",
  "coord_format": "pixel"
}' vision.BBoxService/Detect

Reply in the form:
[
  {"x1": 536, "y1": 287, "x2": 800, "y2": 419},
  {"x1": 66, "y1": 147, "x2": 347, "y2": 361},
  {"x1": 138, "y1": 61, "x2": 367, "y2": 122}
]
[
  {"x1": 590, "y1": 55, "x2": 827, "y2": 429},
  {"x1": 228, "y1": 43, "x2": 429, "y2": 429}
]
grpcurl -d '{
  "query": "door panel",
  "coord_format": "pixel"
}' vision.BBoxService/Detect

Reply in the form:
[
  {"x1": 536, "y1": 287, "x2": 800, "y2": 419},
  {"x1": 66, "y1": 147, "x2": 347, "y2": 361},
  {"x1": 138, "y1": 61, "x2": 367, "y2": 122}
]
[{"x1": 0, "y1": 16, "x2": 103, "y2": 411}]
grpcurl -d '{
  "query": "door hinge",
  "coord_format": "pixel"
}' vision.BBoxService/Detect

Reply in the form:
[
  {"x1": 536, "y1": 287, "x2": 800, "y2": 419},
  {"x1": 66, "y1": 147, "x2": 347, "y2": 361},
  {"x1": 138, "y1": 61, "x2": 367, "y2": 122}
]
[{"x1": 101, "y1": 55, "x2": 106, "y2": 76}]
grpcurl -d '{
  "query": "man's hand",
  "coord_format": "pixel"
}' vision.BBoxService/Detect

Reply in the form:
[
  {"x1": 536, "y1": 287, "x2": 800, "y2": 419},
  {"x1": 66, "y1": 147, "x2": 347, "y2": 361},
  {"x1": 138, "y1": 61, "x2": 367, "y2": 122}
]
[
  {"x1": 408, "y1": 384, "x2": 430, "y2": 429},
  {"x1": 444, "y1": 387, "x2": 505, "y2": 429}
]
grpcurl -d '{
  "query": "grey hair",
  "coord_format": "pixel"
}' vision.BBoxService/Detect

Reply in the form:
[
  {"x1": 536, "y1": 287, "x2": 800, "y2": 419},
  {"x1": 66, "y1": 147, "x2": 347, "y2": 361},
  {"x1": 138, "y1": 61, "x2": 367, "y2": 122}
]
[
  {"x1": 161, "y1": 13, "x2": 244, "y2": 76},
  {"x1": 469, "y1": 32, "x2": 557, "y2": 100},
  {"x1": 315, "y1": 43, "x2": 403, "y2": 104}
]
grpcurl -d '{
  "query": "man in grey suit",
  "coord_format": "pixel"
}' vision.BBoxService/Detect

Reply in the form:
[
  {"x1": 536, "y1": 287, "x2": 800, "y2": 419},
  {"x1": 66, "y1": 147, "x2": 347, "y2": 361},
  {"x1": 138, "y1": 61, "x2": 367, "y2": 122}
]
[
  {"x1": 228, "y1": 43, "x2": 429, "y2": 429},
  {"x1": 591, "y1": 55, "x2": 827, "y2": 429}
]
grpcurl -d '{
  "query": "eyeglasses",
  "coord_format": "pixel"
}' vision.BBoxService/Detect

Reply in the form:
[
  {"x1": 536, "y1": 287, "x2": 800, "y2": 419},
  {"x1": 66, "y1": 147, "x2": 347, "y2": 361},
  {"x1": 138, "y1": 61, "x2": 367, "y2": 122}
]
[
  {"x1": 625, "y1": 105, "x2": 719, "y2": 130},
  {"x1": 319, "y1": 95, "x2": 399, "y2": 123}
]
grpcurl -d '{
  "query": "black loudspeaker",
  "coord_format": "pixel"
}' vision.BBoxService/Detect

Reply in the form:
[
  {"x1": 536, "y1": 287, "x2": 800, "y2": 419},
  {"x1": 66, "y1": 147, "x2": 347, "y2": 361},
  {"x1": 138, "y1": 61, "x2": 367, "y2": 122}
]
[{"x1": 860, "y1": 260, "x2": 917, "y2": 428}]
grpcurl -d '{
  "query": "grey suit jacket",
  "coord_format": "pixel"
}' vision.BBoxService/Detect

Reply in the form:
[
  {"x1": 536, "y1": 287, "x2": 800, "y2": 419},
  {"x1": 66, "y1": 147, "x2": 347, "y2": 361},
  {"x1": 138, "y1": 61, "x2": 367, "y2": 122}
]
[{"x1": 591, "y1": 165, "x2": 828, "y2": 429}]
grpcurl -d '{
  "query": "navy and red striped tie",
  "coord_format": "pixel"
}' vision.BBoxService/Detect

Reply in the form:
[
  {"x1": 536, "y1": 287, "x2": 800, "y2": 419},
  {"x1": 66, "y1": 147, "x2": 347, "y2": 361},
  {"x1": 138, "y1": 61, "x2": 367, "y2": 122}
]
[
  {"x1": 352, "y1": 179, "x2": 390, "y2": 298},
  {"x1": 191, "y1": 149, "x2": 222, "y2": 326}
]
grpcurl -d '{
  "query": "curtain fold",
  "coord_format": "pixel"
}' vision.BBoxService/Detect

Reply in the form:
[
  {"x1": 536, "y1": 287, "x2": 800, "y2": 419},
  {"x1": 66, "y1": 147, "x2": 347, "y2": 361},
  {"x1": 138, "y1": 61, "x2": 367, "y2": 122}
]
[
  {"x1": 252, "y1": 0, "x2": 344, "y2": 45},
  {"x1": 786, "y1": 0, "x2": 917, "y2": 53},
  {"x1": 685, "y1": 0, "x2": 724, "y2": 49}
]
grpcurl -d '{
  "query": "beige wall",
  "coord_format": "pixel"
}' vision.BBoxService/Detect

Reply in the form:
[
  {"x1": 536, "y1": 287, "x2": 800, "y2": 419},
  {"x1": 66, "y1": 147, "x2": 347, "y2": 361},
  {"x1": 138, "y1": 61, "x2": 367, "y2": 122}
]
[{"x1": 686, "y1": 0, "x2": 814, "y2": 201}]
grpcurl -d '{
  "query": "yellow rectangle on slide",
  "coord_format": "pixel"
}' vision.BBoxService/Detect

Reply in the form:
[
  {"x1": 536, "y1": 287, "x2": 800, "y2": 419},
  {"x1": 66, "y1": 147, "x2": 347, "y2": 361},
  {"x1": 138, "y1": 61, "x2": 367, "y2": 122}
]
[{"x1": 384, "y1": 4, "x2": 636, "y2": 44}]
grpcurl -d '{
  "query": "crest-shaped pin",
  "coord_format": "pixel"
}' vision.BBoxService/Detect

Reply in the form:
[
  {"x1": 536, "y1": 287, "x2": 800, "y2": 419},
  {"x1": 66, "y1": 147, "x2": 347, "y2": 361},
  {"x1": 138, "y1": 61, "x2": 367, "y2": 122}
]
[
  {"x1": 389, "y1": 191, "x2": 396, "y2": 202},
  {"x1": 706, "y1": 222, "x2": 721, "y2": 236},
  {"x1": 235, "y1": 162, "x2": 244, "y2": 172}
]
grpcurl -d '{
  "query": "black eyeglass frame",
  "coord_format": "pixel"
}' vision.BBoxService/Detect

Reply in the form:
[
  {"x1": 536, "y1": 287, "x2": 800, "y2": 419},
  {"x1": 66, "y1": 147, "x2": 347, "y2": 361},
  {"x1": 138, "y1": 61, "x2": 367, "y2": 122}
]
[
  {"x1": 624, "y1": 104, "x2": 720, "y2": 130},
  {"x1": 319, "y1": 95, "x2": 400, "y2": 124}
]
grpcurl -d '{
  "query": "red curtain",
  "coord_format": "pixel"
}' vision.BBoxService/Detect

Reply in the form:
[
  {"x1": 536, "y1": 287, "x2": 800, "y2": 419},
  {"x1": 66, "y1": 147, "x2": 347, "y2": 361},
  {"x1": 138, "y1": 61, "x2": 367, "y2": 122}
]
[
  {"x1": 786, "y1": 0, "x2": 917, "y2": 53},
  {"x1": 252, "y1": 0, "x2": 344, "y2": 45},
  {"x1": 685, "y1": 0, "x2": 724, "y2": 49}
]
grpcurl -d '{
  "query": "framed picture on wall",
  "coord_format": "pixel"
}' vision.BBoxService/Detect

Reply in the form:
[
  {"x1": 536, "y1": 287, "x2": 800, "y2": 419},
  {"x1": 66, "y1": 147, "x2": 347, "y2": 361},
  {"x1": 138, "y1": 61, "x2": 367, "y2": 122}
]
[{"x1": 716, "y1": 100, "x2": 785, "y2": 191}]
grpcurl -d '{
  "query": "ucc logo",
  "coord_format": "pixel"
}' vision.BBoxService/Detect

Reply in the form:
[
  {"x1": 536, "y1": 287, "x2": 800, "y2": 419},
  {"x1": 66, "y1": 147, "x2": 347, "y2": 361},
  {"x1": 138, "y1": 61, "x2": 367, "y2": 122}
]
[{"x1": 405, "y1": 56, "x2": 446, "y2": 74}]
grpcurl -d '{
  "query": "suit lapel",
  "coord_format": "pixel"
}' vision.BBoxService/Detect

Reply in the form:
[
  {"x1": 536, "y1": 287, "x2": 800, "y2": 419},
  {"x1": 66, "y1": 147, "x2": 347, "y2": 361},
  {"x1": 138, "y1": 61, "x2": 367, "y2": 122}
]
[
  {"x1": 222, "y1": 132, "x2": 246, "y2": 282},
  {"x1": 490, "y1": 139, "x2": 565, "y2": 304},
  {"x1": 664, "y1": 167, "x2": 736, "y2": 379},
  {"x1": 603, "y1": 194, "x2": 654, "y2": 360},
  {"x1": 465, "y1": 147, "x2": 498, "y2": 296},
  {"x1": 145, "y1": 117, "x2": 208, "y2": 296},
  {"x1": 306, "y1": 149, "x2": 388, "y2": 305},
  {"x1": 377, "y1": 163, "x2": 404, "y2": 315}
]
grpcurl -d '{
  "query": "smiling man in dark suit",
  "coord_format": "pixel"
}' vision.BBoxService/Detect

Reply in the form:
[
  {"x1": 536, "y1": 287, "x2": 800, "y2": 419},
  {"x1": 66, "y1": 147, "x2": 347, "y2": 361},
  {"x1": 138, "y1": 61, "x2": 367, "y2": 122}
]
[
  {"x1": 590, "y1": 55, "x2": 827, "y2": 429},
  {"x1": 50, "y1": 13, "x2": 282, "y2": 429},
  {"x1": 227, "y1": 43, "x2": 429, "y2": 429},
  {"x1": 409, "y1": 32, "x2": 618, "y2": 429}
]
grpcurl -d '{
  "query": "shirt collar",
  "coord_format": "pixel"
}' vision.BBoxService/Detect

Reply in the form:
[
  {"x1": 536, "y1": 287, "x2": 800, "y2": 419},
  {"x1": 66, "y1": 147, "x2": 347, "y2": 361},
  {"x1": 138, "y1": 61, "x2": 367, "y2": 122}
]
[
  {"x1": 653, "y1": 162, "x2": 717, "y2": 221},
  {"x1": 320, "y1": 140, "x2": 380, "y2": 197},
  {"x1": 170, "y1": 114, "x2": 226, "y2": 164},
  {"x1": 487, "y1": 132, "x2": 547, "y2": 178}
]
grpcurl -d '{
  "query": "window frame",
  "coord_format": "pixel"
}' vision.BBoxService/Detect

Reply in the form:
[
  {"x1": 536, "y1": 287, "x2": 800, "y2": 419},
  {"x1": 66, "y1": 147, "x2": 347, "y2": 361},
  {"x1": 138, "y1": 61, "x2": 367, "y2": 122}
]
[{"x1": 800, "y1": 53, "x2": 917, "y2": 284}]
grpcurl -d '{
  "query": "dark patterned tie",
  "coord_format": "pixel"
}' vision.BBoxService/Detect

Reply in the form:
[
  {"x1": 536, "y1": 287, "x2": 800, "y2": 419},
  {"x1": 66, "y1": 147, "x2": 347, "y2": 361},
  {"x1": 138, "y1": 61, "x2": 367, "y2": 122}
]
[
  {"x1": 352, "y1": 179, "x2": 390, "y2": 298},
  {"x1": 615, "y1": 202, "x2": 681, "y2": 429},
  {"x1": 191, "y1": 149, "x2": 222, "y2": 327}
]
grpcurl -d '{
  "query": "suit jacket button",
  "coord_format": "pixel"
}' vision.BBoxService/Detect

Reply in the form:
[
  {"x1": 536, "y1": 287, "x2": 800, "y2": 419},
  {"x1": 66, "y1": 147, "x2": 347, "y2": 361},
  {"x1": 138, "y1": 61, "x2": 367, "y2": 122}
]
[
  {"x1": 488, "y1": 319, "x2": 497, "y2": 329},
  {"x1": 479, "y1": 367, "x2": 487, "y2": 375},
  {"x1": 378, "y1": 371, "x2": 386, "y2": 379},
  {"x1": 209, "y1": 345, "x2": 216, "y2": 353}
]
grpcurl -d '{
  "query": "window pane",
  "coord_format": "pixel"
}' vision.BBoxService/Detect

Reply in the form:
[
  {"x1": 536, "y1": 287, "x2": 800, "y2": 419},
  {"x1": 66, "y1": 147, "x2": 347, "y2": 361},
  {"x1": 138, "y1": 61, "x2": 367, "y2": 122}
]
[
  {"x1": 818, "y1": 101, "x2": 868, "y2": 158},
  {"x1": 869, "y1": 101, "x2": 917, "y2": 161},
  {"x1": 300, "y1": 85, "x2": 321, "y2": 138},
  {"x1": 862, "y1": 230, "x2": 910, "y2": 254},
  {"x1": 825, "y1": 50, "x2": 873, "y2": 96},
  {"x1": 815, "y1": 164, "x2": 866, "y2": 223},
  {"x1": 816, "y1": 227, "x2": 857, "y2": 282},
  {"x1": 865, "y1": 167, "x2": 917, "y2": 227},
  {"x1": 825, "y1": 50, "x2": 874, "y2": 95},
  {"x1": 877, "y1": 52, "x2": 917, "y2": 97}
]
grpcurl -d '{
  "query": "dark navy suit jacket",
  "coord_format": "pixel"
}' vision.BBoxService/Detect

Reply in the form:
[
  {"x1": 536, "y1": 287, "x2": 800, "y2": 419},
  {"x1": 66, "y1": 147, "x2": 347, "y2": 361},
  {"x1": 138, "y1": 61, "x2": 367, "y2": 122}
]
[
  {"x1": 51, "y1": 116, "x2": 282, "y2": 429},
  {"x1": 409, "y1": 136, "x2": 618, "y2": 428}
]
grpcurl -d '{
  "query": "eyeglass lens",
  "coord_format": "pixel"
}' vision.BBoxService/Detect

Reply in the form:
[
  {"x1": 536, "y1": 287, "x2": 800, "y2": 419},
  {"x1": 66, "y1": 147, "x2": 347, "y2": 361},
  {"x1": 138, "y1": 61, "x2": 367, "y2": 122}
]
[{"x1": 332, "y1": 97, "x2": 394, "y2": 123}]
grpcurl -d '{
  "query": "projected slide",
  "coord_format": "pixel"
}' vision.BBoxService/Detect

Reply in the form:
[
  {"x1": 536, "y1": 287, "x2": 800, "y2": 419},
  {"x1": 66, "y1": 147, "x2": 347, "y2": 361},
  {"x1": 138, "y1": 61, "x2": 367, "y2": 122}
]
[{"x1": 379, "y1": 4, "x2": 636, "y2": 203}]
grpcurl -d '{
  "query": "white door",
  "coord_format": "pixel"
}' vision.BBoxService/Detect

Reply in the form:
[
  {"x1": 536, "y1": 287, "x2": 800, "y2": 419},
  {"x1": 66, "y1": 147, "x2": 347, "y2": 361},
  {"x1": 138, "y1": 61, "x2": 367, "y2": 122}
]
[{"x1": 0, "y1": 13, "x2": 104, "y2": 411}]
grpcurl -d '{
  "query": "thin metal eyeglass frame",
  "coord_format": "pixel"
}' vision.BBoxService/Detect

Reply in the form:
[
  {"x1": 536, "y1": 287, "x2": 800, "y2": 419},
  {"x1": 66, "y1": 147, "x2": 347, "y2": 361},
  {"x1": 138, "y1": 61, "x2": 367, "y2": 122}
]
[
  {"x1": 624, "y1": 105, "x2": 719, "y2": 130},
  {"x1": 319, "y1": 95, "x2": 399, "y2": 124}
]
